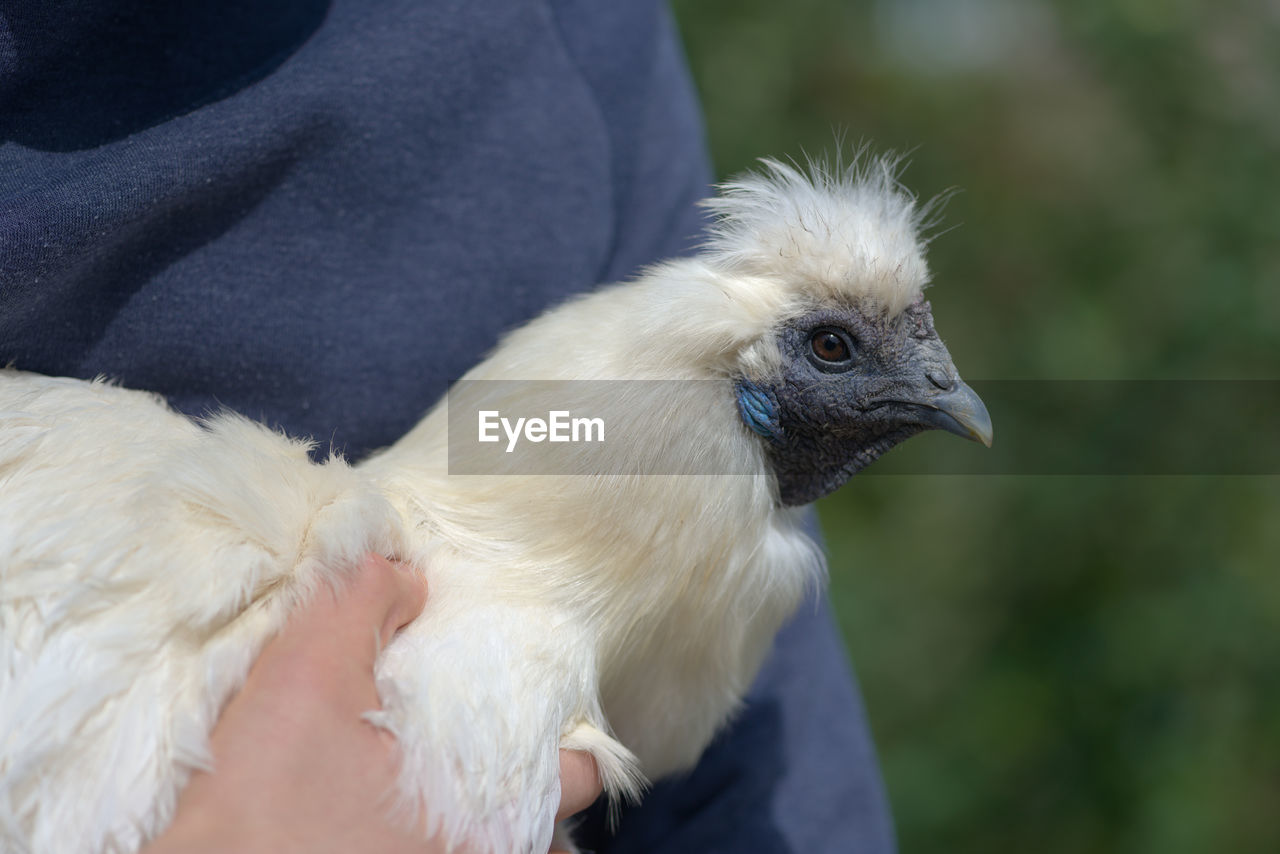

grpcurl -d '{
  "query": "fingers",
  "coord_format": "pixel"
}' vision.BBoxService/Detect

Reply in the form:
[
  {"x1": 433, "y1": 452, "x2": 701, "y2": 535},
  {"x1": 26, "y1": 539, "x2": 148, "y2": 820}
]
[
  {"x1": 255, "y1": 554, "x2": 426, "y2": 702},
  {"x1": 327, "y1": 554, "x2": 427, "y2": 669},
  {"x1": 150, "y1": 555, "x2": 441, "y2": 854},
  {"x1": 555, "y1": 750, "x2": 603, "y2": 822},
  {"x1": 551, "y1": 751, "x2": 602, "y2": 854},
  {"x1": 352, "y1": 562, "x2": 599, "y2": 835},
  {"x1": 359, "y1": 553, "x2": 428, "y2": 641}
]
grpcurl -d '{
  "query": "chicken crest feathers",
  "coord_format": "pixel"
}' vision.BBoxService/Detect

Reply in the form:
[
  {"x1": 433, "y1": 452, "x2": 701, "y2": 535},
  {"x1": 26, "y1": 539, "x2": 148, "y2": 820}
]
[{"x1": 699, "y1": 152, "x2": 940, "y2": 317}]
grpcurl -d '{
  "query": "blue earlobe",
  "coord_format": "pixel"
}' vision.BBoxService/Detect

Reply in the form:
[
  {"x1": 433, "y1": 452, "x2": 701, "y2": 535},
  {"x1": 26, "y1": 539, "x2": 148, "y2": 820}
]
[{"x1": 735, "y1": 380, "x2": 780, "y2": 441}]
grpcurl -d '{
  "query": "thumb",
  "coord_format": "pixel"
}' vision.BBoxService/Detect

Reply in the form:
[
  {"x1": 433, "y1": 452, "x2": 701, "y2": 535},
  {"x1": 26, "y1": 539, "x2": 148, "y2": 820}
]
[{"x1": 359, "y1": 553, "x2": 429, "y2": 643}]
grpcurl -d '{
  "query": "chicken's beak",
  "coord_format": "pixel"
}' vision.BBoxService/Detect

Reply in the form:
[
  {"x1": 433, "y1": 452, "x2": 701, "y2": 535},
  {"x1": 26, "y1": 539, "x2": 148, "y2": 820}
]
[{"x1": 914, "y1": 380, "x2": 993, "y2": 447}]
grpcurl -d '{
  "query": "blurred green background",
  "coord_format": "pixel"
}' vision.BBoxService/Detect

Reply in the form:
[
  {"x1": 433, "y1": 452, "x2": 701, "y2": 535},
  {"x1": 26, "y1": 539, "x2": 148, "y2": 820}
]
[{"x1": 669, "y1": 1, "x2": 1280, "y2": 852}]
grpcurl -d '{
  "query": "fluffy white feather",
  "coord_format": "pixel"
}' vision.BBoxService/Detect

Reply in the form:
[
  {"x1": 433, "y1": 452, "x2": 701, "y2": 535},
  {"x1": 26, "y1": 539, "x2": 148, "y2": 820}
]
[
  {"x1": 0, "y1": 155, "x2": 936, "y2": 853},
  {"x1": 701, "y1": 154, "x2": 936, "y2": 318}
]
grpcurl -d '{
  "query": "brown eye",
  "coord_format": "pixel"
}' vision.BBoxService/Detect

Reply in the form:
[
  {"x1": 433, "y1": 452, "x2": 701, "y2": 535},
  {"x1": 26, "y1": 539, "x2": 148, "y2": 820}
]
[{"x1": 810, "y1": 330, "x2": 850, "y2": 362}]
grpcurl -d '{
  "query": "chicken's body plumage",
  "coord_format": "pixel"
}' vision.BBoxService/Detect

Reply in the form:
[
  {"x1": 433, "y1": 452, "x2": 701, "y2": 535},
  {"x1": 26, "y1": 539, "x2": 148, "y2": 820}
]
[{"x1": 0, "y1": 157, "x2": 988, "y2": 853}]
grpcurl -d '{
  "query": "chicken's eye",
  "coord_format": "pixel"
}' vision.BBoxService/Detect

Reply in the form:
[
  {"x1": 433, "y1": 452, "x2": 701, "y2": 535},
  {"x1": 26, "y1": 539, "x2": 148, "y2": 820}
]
[{"x1": 809, "y1": 328, "x2": 852, "y2": 363}]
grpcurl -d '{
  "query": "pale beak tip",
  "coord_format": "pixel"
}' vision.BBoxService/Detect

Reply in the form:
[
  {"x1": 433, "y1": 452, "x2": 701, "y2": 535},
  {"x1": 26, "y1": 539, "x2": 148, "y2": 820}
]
[{"x1": 933, "y1": 381, "x2": 993, "y2": 448}]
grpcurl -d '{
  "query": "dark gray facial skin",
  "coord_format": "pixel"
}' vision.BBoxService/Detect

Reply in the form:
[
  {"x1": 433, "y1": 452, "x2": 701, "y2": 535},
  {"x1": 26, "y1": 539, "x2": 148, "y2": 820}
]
[{"x1": 735, "y1": 298, "x2": 992, "y2": 506}]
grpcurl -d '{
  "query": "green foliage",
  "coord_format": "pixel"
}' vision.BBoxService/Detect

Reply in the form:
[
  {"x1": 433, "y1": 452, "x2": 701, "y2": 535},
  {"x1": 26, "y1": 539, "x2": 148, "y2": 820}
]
[{"x1": 672, "y1": 1, "x2": 1280, "y2": 851}]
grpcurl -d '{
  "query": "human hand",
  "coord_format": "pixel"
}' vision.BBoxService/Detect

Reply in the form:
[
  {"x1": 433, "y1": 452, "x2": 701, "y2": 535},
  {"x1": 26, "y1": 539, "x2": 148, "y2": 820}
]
[{"x1": 144, "y1": 554, "x2": 602, "y2": 854}]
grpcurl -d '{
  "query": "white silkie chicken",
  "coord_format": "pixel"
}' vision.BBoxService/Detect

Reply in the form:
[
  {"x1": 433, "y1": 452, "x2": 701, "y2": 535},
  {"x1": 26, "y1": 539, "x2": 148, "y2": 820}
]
[{"x1": 0, "y1": 156, "x2": 991, "y2": 854}]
